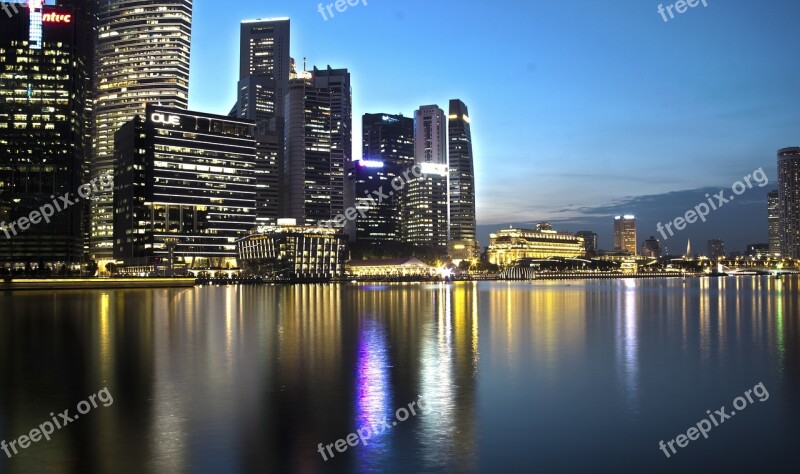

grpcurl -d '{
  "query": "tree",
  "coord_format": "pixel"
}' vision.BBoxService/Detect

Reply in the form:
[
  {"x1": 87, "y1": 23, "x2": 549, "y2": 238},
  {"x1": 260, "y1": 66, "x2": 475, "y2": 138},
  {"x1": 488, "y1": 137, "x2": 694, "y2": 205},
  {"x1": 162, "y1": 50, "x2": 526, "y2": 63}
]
[{"x1": 86, "y1": 260, "x2": 99, "y2": 277}]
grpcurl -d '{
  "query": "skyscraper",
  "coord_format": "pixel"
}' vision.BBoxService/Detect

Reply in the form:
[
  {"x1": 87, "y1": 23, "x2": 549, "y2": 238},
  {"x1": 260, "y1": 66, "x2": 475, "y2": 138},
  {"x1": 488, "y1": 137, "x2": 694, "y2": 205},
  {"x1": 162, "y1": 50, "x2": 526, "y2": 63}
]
[
  {"x1": 113, "y1": 106, "x2": 256, "y2": 269},
  {"x1": 283, "y1": 67, "x2": 351, "y2": 226},
  {"x1": 403, "y1": 105, "x2": 449, "y2": 248},
  {"x1": 768, "y1": 189, "x2": 780, "y2": 255},
  {"x1": 235, "y1": 18, "x2": 291, "y2": 123},
  {"x1": 235, "y1": 19, "x2": 291, "y2": 225},
  {"x1": 414, "y1": 105, "x2": 447, "y2": 165},
  {"x1": 0, "y1": 1, "x2": 94, "y2": 268},
  {"x1": 614, "y1": 215, "x2": 637, "y2": 255},
  {"x1": 778, "y1": 147, "x2": 800, "y2": 258},
  {"x1": 348, "y1": 113, "x2": 414, "y2": 243},
  {"x1": 363, "y1": 113, "x2": 415, "y2": 168},
  {"x1": 448, "y1": 99, "x2": 478, "y2": 260},
  {"x1": 254, "y1": 121, "x2": 282, "y2": 225},
  {"x1": 91, "y1": 0, "x2": 193, "y2": 262},
  {"x1": 402, "y1": 163, "x2": 449, "y2": 248}
]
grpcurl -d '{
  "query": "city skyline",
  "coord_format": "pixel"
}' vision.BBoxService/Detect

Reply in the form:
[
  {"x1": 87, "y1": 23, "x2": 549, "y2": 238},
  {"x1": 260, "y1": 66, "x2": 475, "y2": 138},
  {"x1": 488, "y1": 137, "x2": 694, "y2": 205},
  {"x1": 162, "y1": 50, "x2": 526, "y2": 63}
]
[{"x1": 188, "y1": 0, "x2": 800, "y2": 251}]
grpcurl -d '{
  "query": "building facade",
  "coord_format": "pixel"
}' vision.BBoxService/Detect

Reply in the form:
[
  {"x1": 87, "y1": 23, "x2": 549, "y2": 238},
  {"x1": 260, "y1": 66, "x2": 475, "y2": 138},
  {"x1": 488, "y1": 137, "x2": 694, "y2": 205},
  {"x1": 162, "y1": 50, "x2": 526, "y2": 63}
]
[
  {"x1": 448, "y1": 99, "x2": 478, "y2": 260},
  {"x1": 614, "y1": 215, "x2": 637, "y2": 255},
  {"x1": 768, "y1": 189, "x2": 780, "y2": 256},
  {"x1": 403, "y1": 105, "x2": 449, "y2": 248},
  {"x1": 346, "y1": 258, "x2": 434, "y2": 278},
  {"x1": 234, "y1": 18, "x2": 291, "y2": 226},
  {"x1": 237, "y1": 219, "x2": 347, "y2": 280},
  {"x1": 487, "y1": 227, "x2": 585, "y2": 266},
  {"x1": 92, "y1": 0, "x2": 193, "y2": 261},
  {"x1": 402, "y1": 163, "x2": 449, "y2": 248},
  {"x1": 414, "y1": 105, "x2": 447, "y2": 165},
  {"x1": 254, "y1": 120, "x2": 281, "y2": 225},
  {"x1": 235, "y1": 18, "x2": 290, "y2": 123},
  {"x1": 0, "y1": 1, "x2": 94, "y2": 269},
  {"x1": 641, "y1": 236, "x2": 662, "y2": 258},
  {"x1": 576, "y1": 231, "x2": 599, "y2": 256},
  {"x1": 348, "y1": 113, "x2": 414, "y2": 243},
  {"x1": 777, "y1": 148, "x2": 800, "y2": 258},
  {"x1": 113, "y1": 106, "x2": 256, "y2": 270},
  {"x1": 347, "y1": 159, "x2": 403, "y2": 242},
  {"x1": 363, "y1": 113, "x2": 415, "y2": 168},
  {"x1": 707, "y1": 239, "x2": 725, "y2": 259},
  {"x1": 283, "y1": 67, "x2": 351, "y2": 226}
]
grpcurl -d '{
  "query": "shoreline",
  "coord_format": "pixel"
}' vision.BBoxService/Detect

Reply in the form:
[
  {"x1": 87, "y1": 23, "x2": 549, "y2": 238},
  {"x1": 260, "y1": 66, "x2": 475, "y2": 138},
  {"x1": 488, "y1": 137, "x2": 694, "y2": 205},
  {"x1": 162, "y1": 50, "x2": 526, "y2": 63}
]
[{"x1": 1, "y1": 278, "x2": 197, "y2": 291}]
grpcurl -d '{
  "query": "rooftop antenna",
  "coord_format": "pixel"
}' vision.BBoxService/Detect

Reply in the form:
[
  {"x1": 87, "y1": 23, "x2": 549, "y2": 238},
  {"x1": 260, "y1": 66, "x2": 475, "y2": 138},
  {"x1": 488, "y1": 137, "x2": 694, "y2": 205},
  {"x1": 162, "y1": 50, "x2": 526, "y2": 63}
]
[{"x1": 303, "y1": 57, "x2": 307, "y2": 72}]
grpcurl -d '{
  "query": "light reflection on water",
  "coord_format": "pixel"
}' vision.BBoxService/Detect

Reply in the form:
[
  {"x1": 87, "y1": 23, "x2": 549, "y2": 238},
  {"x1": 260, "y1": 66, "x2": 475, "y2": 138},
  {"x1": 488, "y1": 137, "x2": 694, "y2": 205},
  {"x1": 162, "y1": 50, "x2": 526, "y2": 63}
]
[
  {"x1": 0, "y1": 277, "x2": 798, "y2": 473},
  {"x1": 354, "y1": 319, "x2": 393, "y2": 472}
]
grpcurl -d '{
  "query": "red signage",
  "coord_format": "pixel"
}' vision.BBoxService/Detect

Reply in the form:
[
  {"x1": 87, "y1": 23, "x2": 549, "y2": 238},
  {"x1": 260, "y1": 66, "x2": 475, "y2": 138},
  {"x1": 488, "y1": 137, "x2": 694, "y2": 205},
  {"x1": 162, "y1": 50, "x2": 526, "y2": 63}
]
[{"x1": 42, "y1": 13, "x2": 72, "y2": 24}]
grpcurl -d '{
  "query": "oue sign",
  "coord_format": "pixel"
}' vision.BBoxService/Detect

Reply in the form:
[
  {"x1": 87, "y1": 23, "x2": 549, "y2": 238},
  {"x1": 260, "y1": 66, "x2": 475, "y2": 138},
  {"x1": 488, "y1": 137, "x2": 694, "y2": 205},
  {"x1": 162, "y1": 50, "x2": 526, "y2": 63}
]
[{"x1": 151, "y1": 113, "x2": 181, "y2": 126}]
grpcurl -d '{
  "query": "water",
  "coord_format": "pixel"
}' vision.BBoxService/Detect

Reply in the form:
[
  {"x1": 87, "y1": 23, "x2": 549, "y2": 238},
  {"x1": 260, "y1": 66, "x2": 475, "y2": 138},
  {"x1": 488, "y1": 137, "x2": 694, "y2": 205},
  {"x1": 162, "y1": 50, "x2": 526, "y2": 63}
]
[{"x1": 1, "y1": 277, "x2": 798, "y2": 473}]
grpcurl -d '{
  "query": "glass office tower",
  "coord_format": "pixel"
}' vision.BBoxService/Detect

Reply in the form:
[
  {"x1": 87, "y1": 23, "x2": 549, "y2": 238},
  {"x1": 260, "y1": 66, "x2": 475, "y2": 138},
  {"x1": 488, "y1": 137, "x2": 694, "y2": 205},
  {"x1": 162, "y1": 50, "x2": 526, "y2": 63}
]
[{"x1": 92, "y1": 0, "x2": 193, "y2": 262}]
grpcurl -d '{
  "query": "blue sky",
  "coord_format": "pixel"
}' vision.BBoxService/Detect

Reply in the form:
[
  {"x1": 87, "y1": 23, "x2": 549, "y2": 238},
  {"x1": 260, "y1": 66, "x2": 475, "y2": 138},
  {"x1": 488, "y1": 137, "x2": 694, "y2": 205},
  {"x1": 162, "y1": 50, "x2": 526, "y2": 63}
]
[{"x1": 189, "y1": 0, "x2": 800, "y2": 251}]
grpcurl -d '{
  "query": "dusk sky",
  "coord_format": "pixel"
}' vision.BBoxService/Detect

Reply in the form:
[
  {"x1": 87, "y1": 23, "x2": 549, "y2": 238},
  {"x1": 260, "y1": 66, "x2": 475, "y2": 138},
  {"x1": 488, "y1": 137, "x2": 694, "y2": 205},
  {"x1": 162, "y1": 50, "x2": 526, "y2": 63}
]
[{"x1": 189, "y1": 0, "x2": 800, "y2": 252}]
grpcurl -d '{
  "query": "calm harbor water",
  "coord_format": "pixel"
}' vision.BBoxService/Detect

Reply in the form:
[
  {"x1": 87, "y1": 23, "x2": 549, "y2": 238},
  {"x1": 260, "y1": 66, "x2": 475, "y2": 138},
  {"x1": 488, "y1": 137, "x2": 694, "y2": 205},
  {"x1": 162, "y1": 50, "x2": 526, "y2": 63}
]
[{"x1": 1, "y1": 277, "x2": 799, "y2": 473}]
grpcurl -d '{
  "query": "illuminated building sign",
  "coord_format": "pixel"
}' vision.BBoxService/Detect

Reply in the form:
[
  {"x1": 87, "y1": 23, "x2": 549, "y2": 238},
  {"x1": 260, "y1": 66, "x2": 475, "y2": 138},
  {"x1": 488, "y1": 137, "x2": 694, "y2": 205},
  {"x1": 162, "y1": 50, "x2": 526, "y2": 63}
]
[
  {"x1": 42, "y1": 13, "x2": 73, "y2": 24},
  {"x1": 29, "y1": 0, "x2": 43, "y2": 50},
  {"x1": 151, "y1": 113, "x2": 181, "y2": 126},
  {"x1": 359, "y1": 160, "x2": 384, "y2": 168},
  {"x1": 419, "y1": 162, "x2": 448, "y2": 176}
]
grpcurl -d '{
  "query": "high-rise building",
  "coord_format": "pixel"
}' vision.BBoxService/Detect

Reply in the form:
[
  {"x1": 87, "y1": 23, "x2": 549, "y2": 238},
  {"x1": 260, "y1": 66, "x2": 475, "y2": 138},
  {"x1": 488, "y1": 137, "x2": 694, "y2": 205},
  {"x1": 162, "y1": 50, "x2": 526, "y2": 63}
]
[
  {"x1": 234, "y1": 19, "x2": 291, "y2": 226},
  {"x1": 448, "y1": 99, "x2": 478, "y2": 260},
  {"x1": 92, "y1": 0, "x2": 193, "y2": 262},
  {"x1": 768, "y1": 190, "x2": 780, "y2": 255},
  {"x1": 254, "y1": 120, "x2": 282, "y2": 225},
  {"x1": 283, "y1": 67, "x2": 351, "y2": 226},
  {"x1": 614, "y1": 215, "x2": 637, "y2": 255},
  {"x1": 363, "y1": 113, "x2": 415, "y2": 168},
  {"x1": 707, "y1": 239, "x2": 725, "y2": 259},
  {"x1": 576, "y1": 231, "x2": 598, "y2": 256},
  {"x1": 402, "y1": 105, "x2": 449, "y2": 248},
  {"x1": 402, "y1": 163, "x2": 449, "y2": 248},
  {"x1": 235, "y1": 18, "x2": 291, "y2": 123},
  {"x1": 348, "y1": 113, "x2": 414, "y2": 243},
  {"x1": 113, "y1": 106, "x2": 256, "y2": 270},
  {"x1": 778, "y1": 147, "x2": 800, "y2": 258},
  {"x1": 414, "y1": 105, "x2": 447, "y2": 165},
  {"x1": 0, "y1": 1, "x2": 94, "y2": 269},
  {"x1": 347, "y1": 160, "x2": 403, "y2": 243}
]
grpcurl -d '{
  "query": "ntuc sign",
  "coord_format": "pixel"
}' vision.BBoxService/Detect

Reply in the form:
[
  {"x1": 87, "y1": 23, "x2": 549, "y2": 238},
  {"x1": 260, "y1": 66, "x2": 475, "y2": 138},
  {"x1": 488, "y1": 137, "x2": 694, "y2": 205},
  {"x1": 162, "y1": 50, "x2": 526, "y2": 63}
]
[{"x1": 42, "y1": 12, "x2": 73, "y2": 24}]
